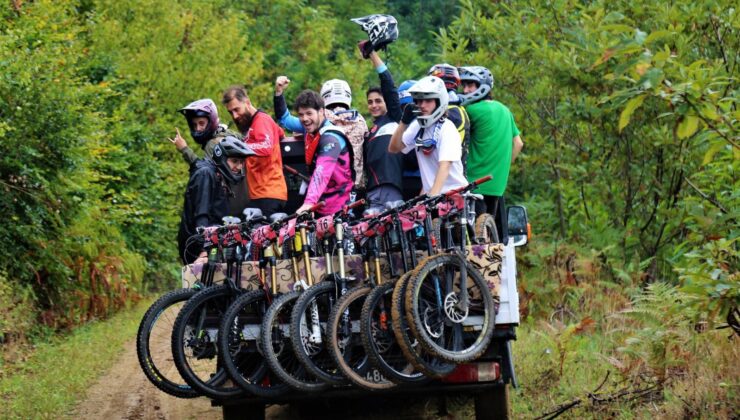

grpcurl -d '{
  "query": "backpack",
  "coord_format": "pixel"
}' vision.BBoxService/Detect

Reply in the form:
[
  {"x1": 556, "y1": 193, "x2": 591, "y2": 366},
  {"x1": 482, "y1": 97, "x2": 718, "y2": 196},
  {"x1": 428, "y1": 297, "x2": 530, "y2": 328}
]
[
  {"x1": 327, "y1": 109, "x2": 368, "y2": 188},
  {"x1": 448, "y1": 104, "x2": 470, "y2": 171}
]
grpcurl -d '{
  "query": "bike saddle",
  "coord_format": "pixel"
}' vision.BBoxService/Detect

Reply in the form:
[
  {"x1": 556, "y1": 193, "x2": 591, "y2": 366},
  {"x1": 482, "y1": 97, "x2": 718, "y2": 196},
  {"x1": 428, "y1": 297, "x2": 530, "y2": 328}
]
[
  {"x1": 463, "y1": 192, "x2": 484, "y2": 201},
  {"x1": 384, "y1": 200, "x2": 405, "y2": 209},
  {"x1": 363, "y1": 206, "x2": 384, "y2": 217},
  {"x1": 241, "y1": 207, "x2": 263, "y2": 221},
  {"x1": 269, "y1": 213, "x2": 289, "y2": 223}
]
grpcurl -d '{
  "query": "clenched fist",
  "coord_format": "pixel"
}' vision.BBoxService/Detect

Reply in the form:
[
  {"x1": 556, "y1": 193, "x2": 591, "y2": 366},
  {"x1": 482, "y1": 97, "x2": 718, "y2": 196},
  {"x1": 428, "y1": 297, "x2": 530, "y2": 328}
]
[{"x1": 275, "y1": 76, "x2": 291, "y2": 96}]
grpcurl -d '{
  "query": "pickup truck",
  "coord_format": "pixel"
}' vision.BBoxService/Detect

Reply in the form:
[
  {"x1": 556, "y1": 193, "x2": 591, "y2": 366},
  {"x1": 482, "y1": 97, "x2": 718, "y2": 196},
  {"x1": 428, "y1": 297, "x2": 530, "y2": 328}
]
[{"x1": 213, "y1": 138, "x2": 530, "y2": 420}]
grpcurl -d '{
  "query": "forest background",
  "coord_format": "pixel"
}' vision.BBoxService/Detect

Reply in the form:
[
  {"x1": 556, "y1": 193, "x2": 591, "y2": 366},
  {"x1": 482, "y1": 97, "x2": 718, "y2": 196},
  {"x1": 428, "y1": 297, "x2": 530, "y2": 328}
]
[{"x1": 0, "y1": 0, "x2": 737, "y2": 418}]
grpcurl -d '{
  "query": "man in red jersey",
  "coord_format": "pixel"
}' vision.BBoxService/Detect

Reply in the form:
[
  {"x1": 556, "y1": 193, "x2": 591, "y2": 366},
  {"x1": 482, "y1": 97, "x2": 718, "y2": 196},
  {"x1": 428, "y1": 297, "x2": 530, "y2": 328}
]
[{"x1": 222, "y1": 85, "x2": 288, "y2": 216}]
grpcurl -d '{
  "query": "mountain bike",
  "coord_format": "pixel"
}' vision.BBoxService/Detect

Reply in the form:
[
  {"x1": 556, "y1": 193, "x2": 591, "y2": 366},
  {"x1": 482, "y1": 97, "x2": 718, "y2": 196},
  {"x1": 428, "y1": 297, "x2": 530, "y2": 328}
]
[
  {"x1": 405, "y1": 176, "x2": 497, "y2": 363},
  {"x1": 219, "y1": 202, "x2": 325, "y2": 394},
  {"x1": 288, "y1": 200, "x2": 365, "y2": 387},
  {"x1": 136, "y1": 215, "x2": 243, "y2": 398}
]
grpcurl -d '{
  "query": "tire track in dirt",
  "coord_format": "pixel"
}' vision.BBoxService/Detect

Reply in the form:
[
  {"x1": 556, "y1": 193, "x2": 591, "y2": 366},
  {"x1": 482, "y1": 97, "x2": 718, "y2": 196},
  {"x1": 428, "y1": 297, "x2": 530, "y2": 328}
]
[{"x1": 68, "y1": 338, "x2": 221, "y2": 420}]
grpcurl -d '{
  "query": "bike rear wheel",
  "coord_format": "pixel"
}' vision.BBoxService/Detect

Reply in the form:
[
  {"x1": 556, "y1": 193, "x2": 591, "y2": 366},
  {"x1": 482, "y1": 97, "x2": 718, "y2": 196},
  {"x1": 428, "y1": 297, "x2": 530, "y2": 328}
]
[{"x1": 474, "y1": 213, "x2": 500, "y2": 244}]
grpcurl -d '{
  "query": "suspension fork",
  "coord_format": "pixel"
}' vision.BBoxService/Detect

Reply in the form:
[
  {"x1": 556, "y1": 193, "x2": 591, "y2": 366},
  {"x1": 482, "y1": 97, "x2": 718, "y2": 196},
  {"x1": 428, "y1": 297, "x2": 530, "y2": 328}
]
[
  {"x1": 335, "y1": 221, "x2": 352, "y2": 338},
  {"x1": 290, "y1": 237, "x2": 302, "y2": 287},
  {"x1": 456, "y1": 223, "x2": 470, "y2": 311},
  {"x1": 424, "y1": 213, "x2": 436, "y2": 255},
  {"x1": 264, "y1": 244, "x2": 277, "y2": 301},
  {"x1": 194, "y1": 247, "x2": 220, "y2": 342},
  {"x1": 299, "y1": 225, "x2": 314, "y2": 287},
  {"x1": 392, "y1": 212, "x2": 410, "y2": 273}
]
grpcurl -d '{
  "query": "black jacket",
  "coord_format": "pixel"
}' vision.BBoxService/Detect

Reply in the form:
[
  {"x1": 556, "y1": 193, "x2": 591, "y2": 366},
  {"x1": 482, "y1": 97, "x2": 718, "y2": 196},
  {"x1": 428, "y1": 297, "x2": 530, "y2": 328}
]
[
  {"x1": 364, "y1": 68, "x2": 406, "y2": 191},
  {"x1": 177, "y1": 159, "x2": 230, "y2": 264}
]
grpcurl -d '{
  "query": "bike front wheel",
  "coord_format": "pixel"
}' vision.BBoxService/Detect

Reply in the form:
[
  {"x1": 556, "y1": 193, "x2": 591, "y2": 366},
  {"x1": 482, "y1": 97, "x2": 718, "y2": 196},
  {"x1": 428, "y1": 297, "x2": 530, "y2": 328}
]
[
  {"x1": 137, "y1": 288, "x2": 200, "y2": 398},
  {"x1": 260, "y1": 290, "x2": 331, "y2": 392},
  {"x1": 218, "y1": 290, "x2": 288, "y2": 397},
  {"x1": 170, "y1": 285, "x2": 248, "y2": 400},
  {"x1": 289, "y1": 281, "x2": 347, "y2": 386},
  {"x1": 405, "y1": 254, "x2": 496, "y2": 363},
  {"x1": 328, "y1": 285, "x2": 395, "y2": 390},
  {"x1": 361, "y1": 279, "x2": 428, "y2": 385}
]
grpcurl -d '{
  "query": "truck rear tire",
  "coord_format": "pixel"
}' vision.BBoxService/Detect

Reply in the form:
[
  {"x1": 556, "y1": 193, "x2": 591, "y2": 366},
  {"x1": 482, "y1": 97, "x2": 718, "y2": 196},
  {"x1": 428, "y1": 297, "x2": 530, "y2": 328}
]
[{"x1": 474, "y1": 384, "x2": 510, "y2": 420}]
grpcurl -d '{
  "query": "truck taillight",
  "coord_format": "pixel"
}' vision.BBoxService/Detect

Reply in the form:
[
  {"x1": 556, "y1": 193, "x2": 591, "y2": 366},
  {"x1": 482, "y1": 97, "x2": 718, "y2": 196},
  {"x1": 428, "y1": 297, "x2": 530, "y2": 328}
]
[
  {"x1": 527, "y1": 223, "x2": 532, "y2": 241},
  {"x1": 441, "y1": 362, "x2": 500, "y2": 383}
]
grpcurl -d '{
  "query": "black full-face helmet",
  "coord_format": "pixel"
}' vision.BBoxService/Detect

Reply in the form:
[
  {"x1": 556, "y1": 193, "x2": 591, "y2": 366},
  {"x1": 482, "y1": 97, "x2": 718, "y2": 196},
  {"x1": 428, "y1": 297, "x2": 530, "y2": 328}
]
[{"x1": 211, "y1": 135, "x2": 255, "y2": 184}]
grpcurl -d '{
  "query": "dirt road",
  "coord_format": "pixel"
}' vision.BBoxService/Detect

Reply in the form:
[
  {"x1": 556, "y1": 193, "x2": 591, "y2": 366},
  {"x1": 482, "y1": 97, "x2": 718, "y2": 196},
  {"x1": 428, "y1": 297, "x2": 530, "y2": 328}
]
[
  {"x1": 68, "y1": 340, "x2": 467, "y2": 420},
  {"x1": 68, "y1": 338, "x2": 293, "y2": 420}
]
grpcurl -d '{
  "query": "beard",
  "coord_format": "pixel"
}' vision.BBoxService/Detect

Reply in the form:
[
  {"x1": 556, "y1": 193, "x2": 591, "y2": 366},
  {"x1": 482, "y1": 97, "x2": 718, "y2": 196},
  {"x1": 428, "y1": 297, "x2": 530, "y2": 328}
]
[{"x1": 235, "y1": 113, "x2": 253, "y2": 134}]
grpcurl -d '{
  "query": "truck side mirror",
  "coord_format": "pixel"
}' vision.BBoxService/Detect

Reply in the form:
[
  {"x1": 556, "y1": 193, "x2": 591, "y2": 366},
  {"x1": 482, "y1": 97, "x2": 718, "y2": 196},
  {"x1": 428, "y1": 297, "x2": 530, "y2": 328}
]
[{"x1": 507, "y1": 205, "x2": 530, "y2": 247}]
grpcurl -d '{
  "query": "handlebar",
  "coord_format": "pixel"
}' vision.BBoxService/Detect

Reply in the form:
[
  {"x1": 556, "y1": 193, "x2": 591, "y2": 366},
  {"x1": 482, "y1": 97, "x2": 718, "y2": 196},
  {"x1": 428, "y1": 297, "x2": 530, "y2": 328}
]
[
  {"x1": 444, "y1": 175, "x2": 492, "y2": 197},
  {"x1": 270, "y1": 200, "x2": 325, "y2": 229},
  {"x1": 283, "y1": 164, "x2": 311, "y2": 182},
  {"x1": 365, "y1": 176, "x2": 492, "y2": 225}
]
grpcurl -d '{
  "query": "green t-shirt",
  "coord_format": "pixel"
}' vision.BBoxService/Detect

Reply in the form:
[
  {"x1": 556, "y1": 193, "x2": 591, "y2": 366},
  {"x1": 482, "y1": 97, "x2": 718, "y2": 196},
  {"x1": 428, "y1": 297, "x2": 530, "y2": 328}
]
[{"x1": 464, "y1": 100, "x2": 520, "y2": 196}]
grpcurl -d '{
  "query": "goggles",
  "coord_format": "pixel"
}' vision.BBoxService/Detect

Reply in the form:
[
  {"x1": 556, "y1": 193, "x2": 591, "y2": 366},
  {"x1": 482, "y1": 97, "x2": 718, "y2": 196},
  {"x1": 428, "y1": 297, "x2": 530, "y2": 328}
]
[
  {"x1": 415, "y1": 137, "x2": 437, "y2": 155},
  {"x1": 414, "y1": 120, "x2": 443, "y2": 155}
]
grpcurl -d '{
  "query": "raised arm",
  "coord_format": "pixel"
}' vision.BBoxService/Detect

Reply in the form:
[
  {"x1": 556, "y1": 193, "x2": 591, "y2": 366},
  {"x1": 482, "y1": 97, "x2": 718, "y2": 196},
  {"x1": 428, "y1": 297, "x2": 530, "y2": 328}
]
[{"x1": 273, "y1": 76, "x2": 305, "y2": 134}]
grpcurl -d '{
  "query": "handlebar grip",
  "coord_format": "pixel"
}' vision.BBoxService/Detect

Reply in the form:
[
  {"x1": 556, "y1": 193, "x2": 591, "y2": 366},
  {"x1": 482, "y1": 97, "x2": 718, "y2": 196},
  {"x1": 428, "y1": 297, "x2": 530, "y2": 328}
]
[
  {"x1": 345, "y1": 199, "x2": 365, "y2": 211},
  {"x1": 473, "y1": 175, "x2": 492, "y2": 185}
]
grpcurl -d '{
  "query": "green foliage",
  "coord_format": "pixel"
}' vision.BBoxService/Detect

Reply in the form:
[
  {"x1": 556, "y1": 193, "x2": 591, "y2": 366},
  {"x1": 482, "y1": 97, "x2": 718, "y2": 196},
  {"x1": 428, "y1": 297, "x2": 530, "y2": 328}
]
[
  {"x1": 443, "y1": 0, "x2": 738, "y2": 318},
  {"x1": 675, "y1": 238, "x2": 739, "y2": 325},
  {"x1": 0, "y1": 271, "x2": 36, "y2": 347},
  {"x1": 0, "y1": 0, "x2": 459, "y2": 342},
  {"x1": 616, "y1": 283, "x2": 696, "y2": 383}
]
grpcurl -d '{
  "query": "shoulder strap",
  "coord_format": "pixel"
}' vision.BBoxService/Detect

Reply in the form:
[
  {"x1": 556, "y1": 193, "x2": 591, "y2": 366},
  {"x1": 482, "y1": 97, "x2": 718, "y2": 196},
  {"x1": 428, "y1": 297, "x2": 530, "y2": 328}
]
[
  {"x1": 319, "y1": 125, "x2": 348, "y2": 150},
  {"x1": 448, "y1": 105, "x2": 468, "y2": 142}
]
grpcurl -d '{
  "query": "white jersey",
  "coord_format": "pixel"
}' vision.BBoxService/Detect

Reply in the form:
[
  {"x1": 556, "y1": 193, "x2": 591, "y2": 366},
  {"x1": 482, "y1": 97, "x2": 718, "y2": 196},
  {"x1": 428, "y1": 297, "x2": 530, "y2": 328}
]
[{"x1": 401, "y1": 118, "x2": 467, "y2": 194}]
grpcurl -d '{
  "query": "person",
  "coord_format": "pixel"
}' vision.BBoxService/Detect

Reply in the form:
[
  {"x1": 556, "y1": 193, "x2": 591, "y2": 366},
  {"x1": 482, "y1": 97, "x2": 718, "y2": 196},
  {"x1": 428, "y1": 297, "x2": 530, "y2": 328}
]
[
  {"x1": 168, "y1": 98, "x2": 236, "y2": 164},
  {"x1": 388, "y1": 76, "x2": 467, "y2": 196},
  {"x1": 360, "y1": 49, "x2": 405, "y2": 211},
  {"x1": 274, "y1": 77, "x2": 367, "y2": 189},
  {"x1": 290, "y1": 90, "x2": 354, "y2": 216},
  {"x1": 396, "y1": 79, "x2": 423, "y2": 200},
  {"x1": 177, "y1": 136, "x2": 255, "y2": 265},
  {"x1": 427, "y1": 64, "x2": 470, "y2": 167},
  {"x1": 222, "y1": 85, "x2": 288, "y2": 216},
  {"x1": 168, "y1": 98, "x2": 248, "y2": 216},
  {"x1": 458, "y1": 65, "x2": 524, "y2": 243}
]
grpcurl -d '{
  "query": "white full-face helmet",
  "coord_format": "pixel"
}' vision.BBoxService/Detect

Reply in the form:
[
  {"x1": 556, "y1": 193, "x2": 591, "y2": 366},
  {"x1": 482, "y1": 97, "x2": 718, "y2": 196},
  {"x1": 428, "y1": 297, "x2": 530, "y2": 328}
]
[
  {"x1": 408, "y1": 76, "x2": 449, "y2": 128},
  {"x1": 320, "y1": 79, "x2": 352, "y2": 109}
]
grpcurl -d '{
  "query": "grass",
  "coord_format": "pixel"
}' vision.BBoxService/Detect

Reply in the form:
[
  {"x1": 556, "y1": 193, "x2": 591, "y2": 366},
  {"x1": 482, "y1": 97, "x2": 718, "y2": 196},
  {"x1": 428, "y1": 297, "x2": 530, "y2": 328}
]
[{"x1": 0, "y1": 298, "x2": 150, "y2": 420}]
